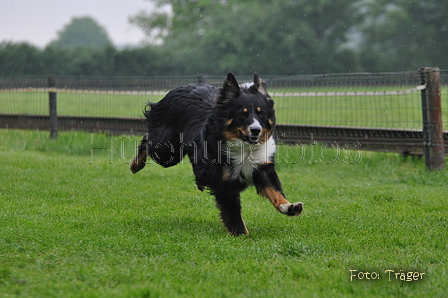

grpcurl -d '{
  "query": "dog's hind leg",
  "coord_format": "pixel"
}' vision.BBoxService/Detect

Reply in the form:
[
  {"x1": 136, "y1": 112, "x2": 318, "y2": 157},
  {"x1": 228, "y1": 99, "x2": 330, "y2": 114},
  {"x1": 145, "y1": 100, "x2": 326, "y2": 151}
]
[{"x1": 130, "y1": 133, "x2": 150, "y2": 173}]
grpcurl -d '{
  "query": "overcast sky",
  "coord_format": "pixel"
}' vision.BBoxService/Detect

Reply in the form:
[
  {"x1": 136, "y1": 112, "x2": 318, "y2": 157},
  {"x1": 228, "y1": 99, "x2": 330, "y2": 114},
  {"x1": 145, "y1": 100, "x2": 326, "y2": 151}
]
[{"x1": 0, "y1": 0, "x2": 155, "y2": 48}]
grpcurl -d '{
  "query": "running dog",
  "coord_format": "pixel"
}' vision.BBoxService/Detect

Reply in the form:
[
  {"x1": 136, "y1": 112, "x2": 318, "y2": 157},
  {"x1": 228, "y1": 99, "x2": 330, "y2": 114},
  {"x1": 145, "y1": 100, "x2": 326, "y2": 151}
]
[{"x1": 131, "y1": 73, "x2": 303, "y2": 235}]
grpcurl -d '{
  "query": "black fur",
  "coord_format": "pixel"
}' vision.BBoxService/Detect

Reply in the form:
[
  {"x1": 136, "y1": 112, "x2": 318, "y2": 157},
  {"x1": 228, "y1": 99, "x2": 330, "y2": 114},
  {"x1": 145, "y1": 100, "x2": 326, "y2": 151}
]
[{"x1": 131, "y1": 73, "x2": 303, "y2": 235}]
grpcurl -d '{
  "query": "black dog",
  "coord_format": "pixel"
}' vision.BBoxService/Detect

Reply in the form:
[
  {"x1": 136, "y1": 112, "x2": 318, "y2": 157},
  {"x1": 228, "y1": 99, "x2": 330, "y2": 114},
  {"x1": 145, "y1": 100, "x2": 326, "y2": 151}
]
[{"x1": 131, "y1": 73, "x2": 303, "y2": 235}]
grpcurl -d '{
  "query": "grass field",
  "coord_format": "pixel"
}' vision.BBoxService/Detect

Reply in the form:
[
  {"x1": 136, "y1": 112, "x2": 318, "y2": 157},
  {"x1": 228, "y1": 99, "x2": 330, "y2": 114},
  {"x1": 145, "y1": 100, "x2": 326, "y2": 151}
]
[
  {"x1": 1, "y1": 129, "x2": 447, "y2": 297},
  {"x1": 2, "y1": 85, "x2": 447, "y2": 129}
]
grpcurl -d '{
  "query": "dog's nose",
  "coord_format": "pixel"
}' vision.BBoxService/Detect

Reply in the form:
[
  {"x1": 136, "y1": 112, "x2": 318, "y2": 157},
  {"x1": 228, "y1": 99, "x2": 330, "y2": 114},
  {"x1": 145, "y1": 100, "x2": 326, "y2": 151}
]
[{"x1": 250, "y1": 127, "x2": 261, "y2": 136}]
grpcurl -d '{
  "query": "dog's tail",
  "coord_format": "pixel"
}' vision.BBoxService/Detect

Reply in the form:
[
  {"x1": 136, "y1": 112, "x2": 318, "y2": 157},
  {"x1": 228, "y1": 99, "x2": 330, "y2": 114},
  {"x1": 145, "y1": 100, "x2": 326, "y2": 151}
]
[{"x1": 130, "y1": 133, "x2": 150, "y2": 174}]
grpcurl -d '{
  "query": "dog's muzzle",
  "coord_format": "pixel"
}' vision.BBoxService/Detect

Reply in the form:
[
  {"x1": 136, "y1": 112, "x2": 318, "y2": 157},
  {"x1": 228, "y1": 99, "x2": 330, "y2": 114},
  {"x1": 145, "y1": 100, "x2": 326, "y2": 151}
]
[{"x1": 240, "y1": 124, "x2": 262, "y2": 145}]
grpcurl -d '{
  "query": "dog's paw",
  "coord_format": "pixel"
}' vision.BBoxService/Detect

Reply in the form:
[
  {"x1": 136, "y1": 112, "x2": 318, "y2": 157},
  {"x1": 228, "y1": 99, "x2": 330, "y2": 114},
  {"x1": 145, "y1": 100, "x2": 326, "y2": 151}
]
[
  {"x1": 129, "y1": 158, "x2": 145, "y2": 173},
  {"x1": 279, "y1": 202, "x2": 303, "y2": 216}
]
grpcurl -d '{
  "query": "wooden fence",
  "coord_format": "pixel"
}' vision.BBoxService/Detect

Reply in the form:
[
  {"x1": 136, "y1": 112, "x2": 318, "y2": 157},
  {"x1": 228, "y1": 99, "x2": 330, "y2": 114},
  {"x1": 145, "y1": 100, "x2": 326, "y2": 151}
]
[{"x1": 0, "y1": 68, "x2": 446, "y2": 170}]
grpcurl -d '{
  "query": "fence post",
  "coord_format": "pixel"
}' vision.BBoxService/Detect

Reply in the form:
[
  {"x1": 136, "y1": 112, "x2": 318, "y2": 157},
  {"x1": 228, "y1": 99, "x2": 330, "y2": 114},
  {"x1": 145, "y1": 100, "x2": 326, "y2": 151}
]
[
  {"x1": 48, "y1": 75, "x2": 58, "y2": 139},
  {"x1": 420, "y1": 67, "x2": 444, "y2": 171},
  {"x1": 197, "y1": 74, "x2": 207, "y2": 85}
]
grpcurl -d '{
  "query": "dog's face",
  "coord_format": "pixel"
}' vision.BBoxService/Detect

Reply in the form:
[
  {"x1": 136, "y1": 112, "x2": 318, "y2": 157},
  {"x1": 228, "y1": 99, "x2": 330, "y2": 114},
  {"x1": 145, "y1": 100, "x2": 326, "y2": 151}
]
[{"x1": 220, "y1": 73, "x2": 276, "y2": 145}]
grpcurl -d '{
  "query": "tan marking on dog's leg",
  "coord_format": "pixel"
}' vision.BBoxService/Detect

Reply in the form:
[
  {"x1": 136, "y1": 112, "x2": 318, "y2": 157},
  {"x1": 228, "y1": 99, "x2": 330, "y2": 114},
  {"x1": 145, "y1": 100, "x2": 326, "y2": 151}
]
[
  {"x1": 130, "y1": 148, "x2": 147, "y2": 173},
  {"x1": 259, "y1": 186, "x2": 289, "y2": 208},
  {"x1": 258, "y1": 186, "x2": 303, "y2": 216},
  {"x1": 242, "y1": 220, "x2": 249, "y2": 235},
  {"x1": 130, "y1": 134, "x2": 149, "y2": 174}
]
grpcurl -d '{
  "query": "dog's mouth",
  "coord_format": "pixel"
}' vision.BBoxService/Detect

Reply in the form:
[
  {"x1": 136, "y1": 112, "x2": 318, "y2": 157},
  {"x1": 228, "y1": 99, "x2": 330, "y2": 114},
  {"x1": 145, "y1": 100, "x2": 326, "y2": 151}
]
[{"x1": 239, "y1": 130, "x2": 260, "y2": 145}]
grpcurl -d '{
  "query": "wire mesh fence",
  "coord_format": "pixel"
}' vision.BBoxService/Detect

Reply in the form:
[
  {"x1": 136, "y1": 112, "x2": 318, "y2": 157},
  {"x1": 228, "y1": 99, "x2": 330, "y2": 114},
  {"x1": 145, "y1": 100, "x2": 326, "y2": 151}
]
[
  {"x1": 271, "y1": 70, "x2": 447, "y2": 129},
  {"x1": 0, "y1": 70, "x2": 447, "y2": 130},
  {"x1": 0, "y1": 75, "x2": 207, "y2": 119}
]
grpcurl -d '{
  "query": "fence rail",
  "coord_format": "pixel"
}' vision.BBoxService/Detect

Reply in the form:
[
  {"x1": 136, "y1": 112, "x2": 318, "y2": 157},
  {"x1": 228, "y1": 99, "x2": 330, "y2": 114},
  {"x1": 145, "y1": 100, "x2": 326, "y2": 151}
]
[
  {"x1": 1, "y1": 69, "x2": 447, "y2": 170},
  {"x1": 1, "y1": 114, "x2": 438, "y2": 155}
]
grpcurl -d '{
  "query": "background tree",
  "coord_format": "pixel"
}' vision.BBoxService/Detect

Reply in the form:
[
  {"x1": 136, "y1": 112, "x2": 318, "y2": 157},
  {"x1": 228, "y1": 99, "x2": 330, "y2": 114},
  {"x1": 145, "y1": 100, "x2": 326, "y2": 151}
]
[
  {"x1": 2, "y1": 0, "x2": 447, "y2": 76},
  {"x1": 0, "y1": 42, "x2": 42, "y2": 75},
  {"x1": 130, "y1": 0, "x2": 448, "y2": 74},
  {"x1": 357, "y1": 0, "x2": 448, "y2": 71},
  {"x1": 49, "y1": 16, "x2": 112, "y2": 49},
  {"x1": 130, "y1": 0, "x2": 363, "y2": 74}
]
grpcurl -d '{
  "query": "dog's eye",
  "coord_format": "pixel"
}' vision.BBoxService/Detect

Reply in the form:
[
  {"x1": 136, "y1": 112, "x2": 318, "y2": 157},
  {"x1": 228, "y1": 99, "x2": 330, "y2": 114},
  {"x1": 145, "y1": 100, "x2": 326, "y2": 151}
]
[{"x1": 238, "y1": 108, "x2": 248, "y2": 116}]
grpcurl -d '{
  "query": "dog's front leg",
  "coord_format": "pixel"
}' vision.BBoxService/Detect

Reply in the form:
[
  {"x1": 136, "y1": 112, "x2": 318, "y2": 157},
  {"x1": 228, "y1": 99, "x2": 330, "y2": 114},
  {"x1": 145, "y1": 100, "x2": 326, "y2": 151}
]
[
  {"x1": 213, "y1": 183, "x2": 248, "y2": 236},
  {"x1": 253, "y1": 163, "x2": 303, "y2": 216}
]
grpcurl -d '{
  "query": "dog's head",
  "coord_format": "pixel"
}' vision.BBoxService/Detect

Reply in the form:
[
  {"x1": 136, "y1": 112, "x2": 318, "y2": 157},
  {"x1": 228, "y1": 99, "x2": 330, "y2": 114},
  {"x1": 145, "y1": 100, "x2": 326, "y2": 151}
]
[{"x1": 219, "y1": 72, "x2": 276, "y2": 145}]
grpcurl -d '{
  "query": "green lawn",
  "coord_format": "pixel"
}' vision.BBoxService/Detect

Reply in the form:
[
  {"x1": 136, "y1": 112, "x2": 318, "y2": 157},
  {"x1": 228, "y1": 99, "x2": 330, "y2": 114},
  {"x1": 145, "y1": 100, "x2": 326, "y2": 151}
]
[
  {"x1": 1, "y1": 129, "x2": 447, "y2": 297},
  {"x1": 0, "y1": 91, "x2": 154, "y2": 119}
]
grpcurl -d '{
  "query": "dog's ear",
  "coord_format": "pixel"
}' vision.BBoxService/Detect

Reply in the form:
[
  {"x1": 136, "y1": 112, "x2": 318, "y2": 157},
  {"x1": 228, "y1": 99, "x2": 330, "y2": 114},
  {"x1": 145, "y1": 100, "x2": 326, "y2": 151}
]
[
  {"x1": 253, "y1": 73, "x2": 271, "y2": 99},
  {"x1": 223, "y1": 72, "x2": 240, "y2": 99}
]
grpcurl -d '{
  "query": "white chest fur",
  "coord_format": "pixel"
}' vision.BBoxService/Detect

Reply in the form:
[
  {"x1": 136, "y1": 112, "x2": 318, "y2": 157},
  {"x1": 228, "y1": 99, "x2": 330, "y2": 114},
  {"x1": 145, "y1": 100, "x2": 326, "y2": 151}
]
[{"x1": 225, "y1": 136, "x2": 276, "y2": 184}]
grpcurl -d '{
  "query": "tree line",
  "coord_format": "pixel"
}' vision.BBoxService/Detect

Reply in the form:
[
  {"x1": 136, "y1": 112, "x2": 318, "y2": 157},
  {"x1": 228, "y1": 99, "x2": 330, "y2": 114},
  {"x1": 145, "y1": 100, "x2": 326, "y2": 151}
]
[
  {"x1": 0, "y1": 42, "x2": 179, "y2": 76},
  {"x1": 1, "y1": 0, "x2": 447, "y2": 76}
]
